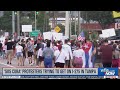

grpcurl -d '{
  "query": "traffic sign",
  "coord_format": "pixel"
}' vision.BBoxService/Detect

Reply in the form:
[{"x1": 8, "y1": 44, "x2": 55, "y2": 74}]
[
  {"x1": 113, "y1": 11, "x2": 120, "y2": 18},
  {"x1": 30, "y1": 31, "x2": 39, "y2": 36},
  {"x1": 54, "y1": 26, "x2": 61, "y2": 33}
]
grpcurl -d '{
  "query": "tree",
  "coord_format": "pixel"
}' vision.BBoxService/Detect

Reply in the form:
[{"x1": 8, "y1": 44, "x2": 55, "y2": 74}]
[
  {"x1": 81, "y1": 11, "x2": 114, "y2": 29},
  {"x1": 0, "y1": 11, "x2": 12, "y2": 32},
  {"x1": 37, "y1": 11, "x2": 50, "y2": 33}
]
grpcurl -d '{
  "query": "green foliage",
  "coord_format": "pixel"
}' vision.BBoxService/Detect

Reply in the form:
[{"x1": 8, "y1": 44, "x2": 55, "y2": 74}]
[
  {"x1": 0, "y1": 11, "x2": 50, "y2": 34},
  {"x1": 0, "y1": 11, "x2": 12, "y2": 32},
  {"x1": 81, "y1": 11, "x2": 114, "y2": 29},
  {"x1": 37, "y1": 11, "x2": 50, "y2": 32}
]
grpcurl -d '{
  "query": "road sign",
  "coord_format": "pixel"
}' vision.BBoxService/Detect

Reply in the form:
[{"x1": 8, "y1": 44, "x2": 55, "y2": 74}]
[
  {"x1": 30, "y1": 31, "x2": 39, "y2": 36},
  {"x1": 113, "y1": 11, "x2": 120, "y2": 18},
  {"x1": 54, "y1": 26, "x2": 61, "y2": 33}
]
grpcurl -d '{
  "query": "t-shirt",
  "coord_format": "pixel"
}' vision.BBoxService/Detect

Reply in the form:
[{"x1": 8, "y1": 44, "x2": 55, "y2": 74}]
[
  {"x1": 54, "y1": 50, "x2": 67, "y2": 63},
  {"x1": 16, "y1": 45, "x2": 23, "y2": 53},
  {"x1": 27, "y1": 42, "x2": 34, "y2": 52},
  {"x1": 37, "y1": 48, "x2": 43, "y2": 58},
  {"x1": 100, "y1": 45, "x2": 113, "y2": 63},
  {"x1": 73, "y1": 49, "x2": 86, "y2": 67},
  {"x1": 42, "y1": 47, "x2": 54, "y2": 59},
  {"x1": 5, "y1": 41, "x2": 15, "y2": 50},
  {"x1": 62, "y1": 44, "x2": 73, "y2": 60}
]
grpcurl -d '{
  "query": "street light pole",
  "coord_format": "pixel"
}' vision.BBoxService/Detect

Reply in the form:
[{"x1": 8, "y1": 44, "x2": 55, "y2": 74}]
[
  {"x1": 78, "y1": 11, "x2": 81, "y2": 35},
  {"x1": 75, "y1": 11, "x2": 77, "y2": 35},
  {"x1": 65, "y1": 11, "x2": 69, "y2": 38},
  {"x1": 35, "y1": 11, "x2": 37, "y2": 30},
  {"x1": 17, "y1": 11, "x2": 20, "y2": 36},
  {"x1": 12, "y1": 11, "x2": 15, "y2": 34},
  {"x1": 69, "y1": 11, "x2": 72, "y2": 38}
]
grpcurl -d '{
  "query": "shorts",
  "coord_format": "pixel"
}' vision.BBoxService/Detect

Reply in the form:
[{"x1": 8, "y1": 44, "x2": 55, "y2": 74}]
[
  {"x1": 65, "y1": 60, "x2": 70, "y2": 68},
  {"x1": 16, "y1": 52, "x2": 23, "y2": 58},
  {"x1": 39, "y1": 56, "x2": 44, "y2": 61},
  {"x1": 44, "y1": 57, "x2": 52, "y2": 68},
  {"x1": 28, "y1": 52, "x2": 33, "y2": 57},
  {"x1": 7, "y1": 50, "x2": 13, "y2": 58},
  {"x1": 55, "y1": 62, "x2": 64, "y2": 68}
]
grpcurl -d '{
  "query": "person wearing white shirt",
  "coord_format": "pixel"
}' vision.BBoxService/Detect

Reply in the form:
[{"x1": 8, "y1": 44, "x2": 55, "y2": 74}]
[
  {"x1": 54, "y1": 45, "x2": 67, "y2": 68},
  {"x1": 15, "y1": 43, "x2": 23, "y2": 66},
  {"x1": 37, "y1": 48, "x2": 44, "y2": 68},
  {"x1": 62, "y1": 39, "x2": 73, "y2": 68},
  {"x1": 73, "y1": 43, "x2": 85, "y2": 68}
]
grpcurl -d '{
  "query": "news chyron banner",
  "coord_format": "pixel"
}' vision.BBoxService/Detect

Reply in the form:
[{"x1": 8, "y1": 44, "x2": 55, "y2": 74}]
[{"x1": 2, "y1": 68, "x2": 119, "y2": 79}]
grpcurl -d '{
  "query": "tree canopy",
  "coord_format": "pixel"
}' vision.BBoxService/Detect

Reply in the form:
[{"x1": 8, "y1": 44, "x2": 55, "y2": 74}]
[{"x1": 81, "y1": 11, "x2": 114, "y2": 29}]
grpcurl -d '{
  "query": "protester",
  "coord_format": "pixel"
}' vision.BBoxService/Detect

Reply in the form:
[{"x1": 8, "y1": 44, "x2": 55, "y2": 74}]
[
  {"x1": 42, "y1": 40, "x2": 54, "y2": 68},
  {"x1": 54, "y1": 45, "x2": 67, "y2": 68},
  {"x1": 5, "y1": 38, "x2": 15, "y2": 64},
  {"x1": 100, "y1": 39, "x2": 113, "y2": 68},
  {"x1": 72, "y1": 43, "x2": 85, "y2": 68},
  {"x1": 112, "y1": 43, "x2": 120, "y2": 68},
  {"x1": 62, "y1": 39, "x2": 73, "y2": 68},
  {"x1": 27, "y1": 38, "x2": 34, "y2": 65},
  {"x1": 82, "y1": 39, "x2": 93, "y2": 68},
  {"x1": 37, "y1": 45, "x2": 44, "y2": 68},
  {"x1": 15, "y1": 42, "x2": 23, "y2": 66},
  {"x1": 94, "y1": 43, "x2": 102, "y2": 68}
]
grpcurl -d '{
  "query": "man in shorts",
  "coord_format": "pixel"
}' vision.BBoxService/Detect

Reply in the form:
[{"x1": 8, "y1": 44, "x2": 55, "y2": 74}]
[
  {"x1": 27, "y1": 38, "x2": 34, "y2": 65},
  {"x1": 5, "y1": 38, "x2": 15, "y2": 64}
]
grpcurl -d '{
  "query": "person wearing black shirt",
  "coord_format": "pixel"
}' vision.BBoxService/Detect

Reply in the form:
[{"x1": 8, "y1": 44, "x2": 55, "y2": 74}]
[
  {"x1": 5, "y1": 39, "x2": 15, "y2": 64},
  {"x1": 0, "y1": 41, "x2": 2, "y2": 57}
]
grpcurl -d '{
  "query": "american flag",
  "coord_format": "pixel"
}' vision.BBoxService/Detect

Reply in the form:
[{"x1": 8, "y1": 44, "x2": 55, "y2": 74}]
[{"x1": 78, "y1": 31, "x2": 85, "y2": 41}]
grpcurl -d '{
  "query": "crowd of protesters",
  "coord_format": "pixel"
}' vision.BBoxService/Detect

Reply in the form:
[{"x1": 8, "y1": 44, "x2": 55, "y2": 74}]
[{"x1": 0, "y1": 37, "x2": 120, "y2": 68}]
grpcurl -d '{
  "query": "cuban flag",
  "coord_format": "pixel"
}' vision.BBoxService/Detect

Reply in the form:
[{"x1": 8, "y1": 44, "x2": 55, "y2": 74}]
[{"x1": 82, "y1": 42, "x2": 94, "y2": 68}]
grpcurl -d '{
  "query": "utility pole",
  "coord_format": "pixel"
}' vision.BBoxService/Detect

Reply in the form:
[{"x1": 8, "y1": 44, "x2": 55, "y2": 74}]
[
  {"x1": 78, "y1": 11, "x2": 81, "y2": 35},
  {"x1": 75, "y1": 11, "x2": 77, "y2": 35},
  {"x1": 12, "y1": 11, "x2": 15, "y2": 34},
  {"x1": 65, "y1": 11, "x2": 69, "y2": 38},
  {"x1": 35, "y1": 11, "x2": 37, "y2": 30},
  {"x1": 43, "y1": 11, "x2": 46, "y2": 32},
  {"x1": 17, "y1": 11, "x2": 20, "y2": 36},
  {"x1": 45, "y1": 13, "x2": 48, "y2": 31},
  {"x1": 69, "y1": 11, "x2": 72, "y2": 38}
]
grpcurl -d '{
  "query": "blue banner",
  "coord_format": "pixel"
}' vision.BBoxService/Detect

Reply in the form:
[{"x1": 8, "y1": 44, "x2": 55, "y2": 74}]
[{"x1": 98, "y1": 68, "x2": 118, "y2": 76}]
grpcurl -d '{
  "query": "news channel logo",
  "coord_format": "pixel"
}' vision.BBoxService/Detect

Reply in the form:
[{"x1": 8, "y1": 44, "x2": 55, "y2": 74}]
[{"x1": 98, "y1": 68, "x2": 118, "y2": 76}]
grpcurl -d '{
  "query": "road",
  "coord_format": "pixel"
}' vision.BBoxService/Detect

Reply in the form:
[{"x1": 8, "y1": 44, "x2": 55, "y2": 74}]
[{"x1": 0, "y1": 57, "x2": 37, "y2": 78}]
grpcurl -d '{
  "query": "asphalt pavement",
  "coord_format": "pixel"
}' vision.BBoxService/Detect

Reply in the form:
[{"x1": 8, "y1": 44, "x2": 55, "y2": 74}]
[{"x1": 0, "y1": 57, "x2": 37, "y2": 78}]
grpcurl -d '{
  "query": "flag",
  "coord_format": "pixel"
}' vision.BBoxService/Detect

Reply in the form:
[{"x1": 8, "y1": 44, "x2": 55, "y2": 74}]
[
  {"x1": 82, "y1": 42, "x2": 94, "y2": 68},
  {"x1": 78, "y1": 31, "x2": 85, "y2": 41}
]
